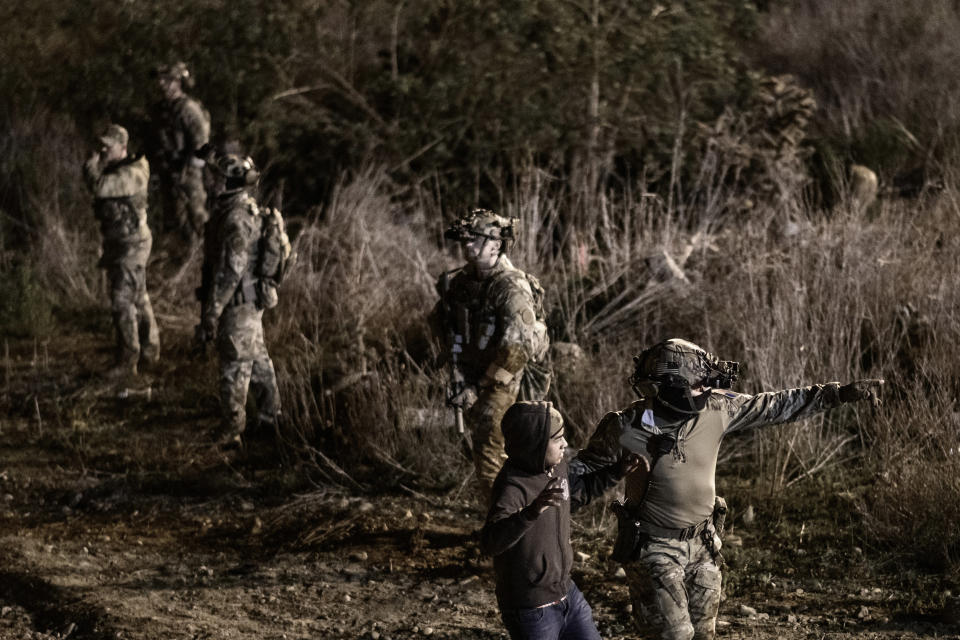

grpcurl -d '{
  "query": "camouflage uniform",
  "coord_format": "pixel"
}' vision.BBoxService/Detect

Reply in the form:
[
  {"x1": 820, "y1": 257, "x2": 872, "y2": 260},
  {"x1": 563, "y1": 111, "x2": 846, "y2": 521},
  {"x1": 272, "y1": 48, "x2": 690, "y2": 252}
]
[
  {"x1": 433, "y1": 212, "x2": 551, "y2": 503},
  {"x1": 576, "y1": 379, "x2": 862, "y2": 640},
  {"x1": 200, "y1": 186, "x2": 280, "y2": 439},
  {"x1": 83, "y1": 126, "x2": 159, "y2": 374},
  {"x1": 155, "y1": 64, "x2": 210, "y2": 241}
]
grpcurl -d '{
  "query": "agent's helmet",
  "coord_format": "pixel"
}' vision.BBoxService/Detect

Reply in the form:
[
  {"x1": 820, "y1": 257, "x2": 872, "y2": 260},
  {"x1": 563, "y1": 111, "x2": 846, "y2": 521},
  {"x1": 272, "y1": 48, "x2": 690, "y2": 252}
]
[
  {"x1": 444, "y1": 208, "x2": 517, "y2": 253},
  {"x1": 156, "y1": 61, "x2": 194, "y2": 89},
  {"x1": 215, "y1": 154, "x2": 259, "y2": 192},
  {"x1": 628, "y1": 339, "x2": 739, "y2": 414}
]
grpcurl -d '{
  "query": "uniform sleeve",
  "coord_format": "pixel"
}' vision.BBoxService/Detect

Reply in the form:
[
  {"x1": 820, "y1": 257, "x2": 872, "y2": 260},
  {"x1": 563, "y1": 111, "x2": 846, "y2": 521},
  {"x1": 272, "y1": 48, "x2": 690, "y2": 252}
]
[
  {"x1": 480, "y1": 480, "x2": 537, "y2": 557},
  {"x1": 203, "y1": 218, "x2": 248, "y2": 323},
  {"x1": 569, "y1": 407, "x2": 641, "y2": 476},
  {"x1": 83, "y1": 153, "x2": 103, "y2": 192},
  {"x1": 428, "y1": 273, "x2": 449, "y2": 341},
  {"x1": 483, "y1": 279, "x2": 538, "y2": 387},
  {"x1": 180, "y1": 99, "x2": 210, "y2": 152},
  {"x1": 724, "y1": 383, "x2": 843, "y2": 434}
]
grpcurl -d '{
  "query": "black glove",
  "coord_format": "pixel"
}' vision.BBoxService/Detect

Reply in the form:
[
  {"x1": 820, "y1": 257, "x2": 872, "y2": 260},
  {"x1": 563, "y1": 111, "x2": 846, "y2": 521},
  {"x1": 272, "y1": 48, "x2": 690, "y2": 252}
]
[
  {"x1": 839, "y1": 379, "x2": 884, "y2": 407},
  {"x1": 616, "y1": 451, "x2": 649, "y2": 480}
]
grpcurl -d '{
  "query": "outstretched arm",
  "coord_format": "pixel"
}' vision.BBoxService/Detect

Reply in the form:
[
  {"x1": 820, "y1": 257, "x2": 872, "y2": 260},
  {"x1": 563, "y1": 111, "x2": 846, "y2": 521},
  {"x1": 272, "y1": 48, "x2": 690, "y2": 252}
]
[{"x1": 726, "y1": 379, "x2": 883, "y2": 434}]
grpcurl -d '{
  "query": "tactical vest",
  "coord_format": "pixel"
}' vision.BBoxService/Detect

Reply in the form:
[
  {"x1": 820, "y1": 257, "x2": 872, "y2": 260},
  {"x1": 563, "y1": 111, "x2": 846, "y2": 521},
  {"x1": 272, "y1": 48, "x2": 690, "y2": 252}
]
[{"x1": 440, "y1": 257, "x2": 549, "y2": 383}]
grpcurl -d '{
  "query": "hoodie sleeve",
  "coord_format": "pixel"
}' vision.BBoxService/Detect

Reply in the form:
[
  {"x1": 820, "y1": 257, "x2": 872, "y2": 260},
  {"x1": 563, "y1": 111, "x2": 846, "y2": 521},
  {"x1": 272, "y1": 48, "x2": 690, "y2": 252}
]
[
  {"x1": 480, "y1": 479, "x2": 538, "y2": 557},
  {"x1": 567, "y1": 452, "x2": 622, "y2": 512}
]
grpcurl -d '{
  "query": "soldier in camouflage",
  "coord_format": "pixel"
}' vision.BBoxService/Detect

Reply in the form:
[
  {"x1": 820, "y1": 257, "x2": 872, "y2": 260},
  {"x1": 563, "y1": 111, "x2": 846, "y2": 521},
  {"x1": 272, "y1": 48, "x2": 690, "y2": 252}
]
[
  {"x1": 154, "y1": 62, "x2": 211, "y2": 244},
  {"x1": 432, "y1": 209, "x2": 552, "y2": 505},
  {"x1": 198, "y1": 153, "x2": 280, "y2": 447},
  {"x1": 572, "y1": 339, "x2": 883, "y2": 640},
  {"x1": 83, "y1": 124, "x2": 160, "y2": 378}
]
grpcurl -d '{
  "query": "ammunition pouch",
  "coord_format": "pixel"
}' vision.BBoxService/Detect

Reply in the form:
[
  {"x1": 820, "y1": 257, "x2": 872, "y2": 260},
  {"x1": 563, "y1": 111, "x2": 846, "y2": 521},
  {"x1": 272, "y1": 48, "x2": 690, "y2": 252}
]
[{"x1": 611, "y1": 500, "x2": 645, "y2": 564}]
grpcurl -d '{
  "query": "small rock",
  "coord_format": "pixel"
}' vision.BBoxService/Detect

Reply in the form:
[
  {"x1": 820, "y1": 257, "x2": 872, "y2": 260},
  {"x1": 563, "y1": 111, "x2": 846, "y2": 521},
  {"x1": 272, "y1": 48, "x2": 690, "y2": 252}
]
[
  {"x1": 343, "y1": 594, "x2": 352, "y2": 603},
  {"x1": 614, "y1": 567, "x2": 626, "y2": 578},
  {"x1": 459, "y1": 575, "x2": 480, "y2": 586},
  {"x1": 624, "y1": 604, "x2": 633, "y2": 614},
  {"x1": 795, "y1": 588, "x2": 804, "y2": 595},
  {"x1": 404, "y1": 510, "x2": 413, "y2": 519},
  {"x1": 575, "y1": 551, "x2": 591, "y2": 562},
  {"x1": 251, "y1": 517, "x2": 263, "y2": 535},
  {"x1": 857, "y1": 605, "x2": 870, "y2": 620},
  {"x1": 757, "y1": 612, "x2": 769, "y2": 621},
  {"x1": 739, "y1": 604, "x2": 757, "y2": 617},
  {"x1": 2, "y1": 494, "x2": 13, "y2": 502},
  {"x1": 716, "y1": 620, "x2": 730, "y2": 629},
  {"x1": 240, "y1": 500, "x2": 255, "y2": 512},
  {"x1": 853, "y1": 546, "x2": 863, "y2": 555},
  {"x1": 358, "y1": 502, "x2": 374, "y2": 513},
  {"x1": 371, "y1": 632, "x2": 381, "y2": 640},
  {"x1": 742, "y1": 505, "x2": 755, "y2": 525},
  {"x1": 787, "y1": 614, "x2": 798, "y2": 623},
  {"x1": 351, "y1": 551, "x2": 369, "y2": 562},
  {"x1": 422, "y1": 628, "x2": 434, "y2": 636},
  {"x1": 0, "y1": 606, "x2": 11, "y2": 617}
]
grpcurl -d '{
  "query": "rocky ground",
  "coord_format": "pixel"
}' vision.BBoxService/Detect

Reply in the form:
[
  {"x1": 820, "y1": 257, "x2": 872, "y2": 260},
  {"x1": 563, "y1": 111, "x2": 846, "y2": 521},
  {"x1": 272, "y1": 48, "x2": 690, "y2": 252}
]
[{"x1": 1, "y1": 323, "x2": 959, "y2": 640}]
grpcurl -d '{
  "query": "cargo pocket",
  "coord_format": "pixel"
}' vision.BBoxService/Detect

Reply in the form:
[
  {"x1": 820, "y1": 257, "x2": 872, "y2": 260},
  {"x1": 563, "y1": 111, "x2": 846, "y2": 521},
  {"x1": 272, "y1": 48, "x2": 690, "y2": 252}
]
[{"x1": 688, "y1": 562, "x2": 722, "y2": 636}]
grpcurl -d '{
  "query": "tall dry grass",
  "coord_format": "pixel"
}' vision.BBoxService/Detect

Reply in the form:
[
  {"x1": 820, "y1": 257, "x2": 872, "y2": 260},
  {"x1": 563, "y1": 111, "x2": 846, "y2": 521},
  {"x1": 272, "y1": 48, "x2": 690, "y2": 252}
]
[
  {"x1": 0, "y1": 107, "x2": 102, "y2": 306},
  {"x1": 5, "y1": 104, "x2": 959, "y2": 570}
]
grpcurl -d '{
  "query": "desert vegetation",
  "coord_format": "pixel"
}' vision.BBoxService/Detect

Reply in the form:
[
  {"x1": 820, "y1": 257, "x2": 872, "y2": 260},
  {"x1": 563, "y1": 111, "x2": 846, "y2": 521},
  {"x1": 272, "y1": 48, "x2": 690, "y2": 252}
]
[{"x1": 2, "y1": 1, "x2": 960, "y2": 637}]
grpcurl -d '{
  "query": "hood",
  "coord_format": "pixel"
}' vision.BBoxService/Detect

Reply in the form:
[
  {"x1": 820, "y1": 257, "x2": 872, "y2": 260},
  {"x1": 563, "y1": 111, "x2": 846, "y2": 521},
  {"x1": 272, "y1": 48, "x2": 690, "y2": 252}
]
[{"x1": 502, "y1": 400, "x2": 552, "y2": 474}]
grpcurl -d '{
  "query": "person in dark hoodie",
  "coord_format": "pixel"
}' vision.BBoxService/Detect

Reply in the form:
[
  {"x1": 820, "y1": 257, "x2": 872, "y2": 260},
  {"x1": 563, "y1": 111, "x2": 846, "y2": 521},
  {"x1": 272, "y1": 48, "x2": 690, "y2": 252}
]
[{"x1": 481, "y1": 400, "x2": 643, "y2": 640}]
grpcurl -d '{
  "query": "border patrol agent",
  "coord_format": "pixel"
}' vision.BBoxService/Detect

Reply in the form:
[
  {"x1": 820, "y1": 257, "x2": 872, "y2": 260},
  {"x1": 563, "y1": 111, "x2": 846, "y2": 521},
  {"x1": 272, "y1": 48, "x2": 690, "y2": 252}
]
[
  {"x1": 432, "y1": 209, "x2": 552, "y2": 504},
  {"x1": 83, "y1": 124, "x2": 160, "y2": 378},
  {"x1": 572, "y1": 339, "x2": 883, "y2": 639},
  {"x1": 198, "y1": 154, "x2": 282, "y2": 446},
  {"x1": 154, "y1": 62, "x2": 211, "y2": 244}
]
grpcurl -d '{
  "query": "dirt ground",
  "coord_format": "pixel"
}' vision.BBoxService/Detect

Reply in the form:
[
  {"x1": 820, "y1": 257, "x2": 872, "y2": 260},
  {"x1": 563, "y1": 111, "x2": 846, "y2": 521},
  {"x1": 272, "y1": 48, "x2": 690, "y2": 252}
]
[{"x1": 2, "y1": 322, "x2": 959, "y2": 640}]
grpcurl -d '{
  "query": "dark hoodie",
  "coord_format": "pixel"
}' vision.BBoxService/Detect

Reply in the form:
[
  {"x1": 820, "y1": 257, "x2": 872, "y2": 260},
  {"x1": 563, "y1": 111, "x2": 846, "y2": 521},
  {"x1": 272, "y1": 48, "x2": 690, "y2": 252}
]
[{"x1": 480, "y1": 401, "x2": 622, "y2": 609}]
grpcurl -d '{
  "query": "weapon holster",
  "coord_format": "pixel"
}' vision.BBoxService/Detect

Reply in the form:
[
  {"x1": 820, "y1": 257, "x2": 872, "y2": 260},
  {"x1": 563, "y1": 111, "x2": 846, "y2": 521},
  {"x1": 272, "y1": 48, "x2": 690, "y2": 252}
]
[{"x1": 611, "y1": 499, "x2": 645, "y2": 563}]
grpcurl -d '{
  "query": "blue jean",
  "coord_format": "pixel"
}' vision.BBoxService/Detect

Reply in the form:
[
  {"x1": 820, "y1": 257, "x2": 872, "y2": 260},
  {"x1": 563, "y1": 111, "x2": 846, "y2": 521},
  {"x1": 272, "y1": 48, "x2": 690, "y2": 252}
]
[{"x1": 500, "y1": 582, "x2": 602, "y2": 640}]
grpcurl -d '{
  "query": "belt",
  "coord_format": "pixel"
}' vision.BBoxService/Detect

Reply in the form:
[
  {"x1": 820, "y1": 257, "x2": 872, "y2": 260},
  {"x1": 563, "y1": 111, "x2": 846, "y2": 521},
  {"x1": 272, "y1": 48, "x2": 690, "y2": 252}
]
[
  {"x1": 639, "y1": 518, "x2": 712, "y2": 541},
  {"x1": 534, "y1": 595, "x2": 567, "y2": 609}
]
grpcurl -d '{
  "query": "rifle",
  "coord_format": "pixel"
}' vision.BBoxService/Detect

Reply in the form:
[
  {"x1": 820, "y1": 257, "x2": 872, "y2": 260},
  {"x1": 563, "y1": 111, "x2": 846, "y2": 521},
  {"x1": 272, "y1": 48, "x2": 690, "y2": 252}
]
[
  {"x1": 449, "y1": 334, "x2": 465, "y2": 434},
  {"x1": 439, "y1": 271, "x2": 466, "y2": 434}
]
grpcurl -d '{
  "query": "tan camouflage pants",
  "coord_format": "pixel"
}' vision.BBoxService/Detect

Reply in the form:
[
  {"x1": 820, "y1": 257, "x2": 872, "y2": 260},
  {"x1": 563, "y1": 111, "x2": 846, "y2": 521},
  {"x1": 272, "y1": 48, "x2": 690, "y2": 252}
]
[
  {"x1": 465, "y1": 383, "x2": 519, "y2": 506},
  {"x1": 104, "y1": 240, "x2": 159, "y2": 368},
  {"x1": 162, "y1": 164, "x2": 208, "y2": 241},
  {"x1": 624, "y1": 533, "x2": 722, "y2": 640},
  {"x1": 216, "y1": 303, "x2": 280, "y2": 436}
]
